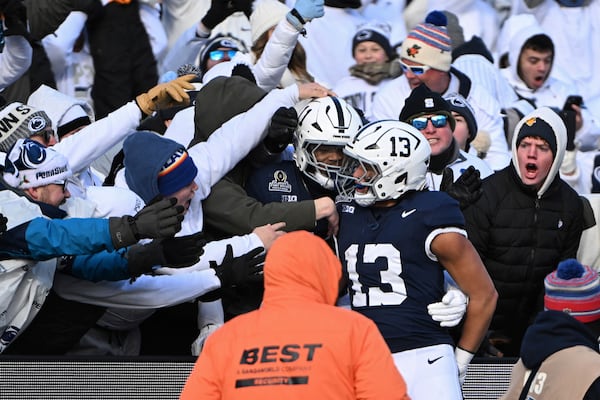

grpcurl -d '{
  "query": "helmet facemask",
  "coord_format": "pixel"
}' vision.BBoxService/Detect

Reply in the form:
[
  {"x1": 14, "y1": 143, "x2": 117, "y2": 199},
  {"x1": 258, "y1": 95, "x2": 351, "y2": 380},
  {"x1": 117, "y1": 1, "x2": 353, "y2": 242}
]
[
  {"x1": 301, "y1": 143, "x2": 346, "y2": 190},
  {"x1": 337, "y1": 155, "x2": 381, "y2": 206}
]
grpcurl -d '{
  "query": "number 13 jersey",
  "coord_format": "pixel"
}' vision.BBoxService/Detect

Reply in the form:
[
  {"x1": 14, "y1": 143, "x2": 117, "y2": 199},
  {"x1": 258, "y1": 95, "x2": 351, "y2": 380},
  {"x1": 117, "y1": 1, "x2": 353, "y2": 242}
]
[{"x1": 337, "y1": 190, "x2": 466, "y2": 353}]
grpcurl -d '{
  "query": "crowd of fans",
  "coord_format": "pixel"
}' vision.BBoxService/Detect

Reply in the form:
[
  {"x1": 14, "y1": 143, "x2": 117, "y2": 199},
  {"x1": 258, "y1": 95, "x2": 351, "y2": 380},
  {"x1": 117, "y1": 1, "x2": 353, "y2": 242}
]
[{"x1": 0, "y1": 0, "x2": 599, "y2": 398}]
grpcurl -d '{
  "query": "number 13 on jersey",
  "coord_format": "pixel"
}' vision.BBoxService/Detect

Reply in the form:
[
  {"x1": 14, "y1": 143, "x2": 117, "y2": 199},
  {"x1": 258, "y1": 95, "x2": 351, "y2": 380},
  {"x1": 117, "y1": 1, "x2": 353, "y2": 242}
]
[{"x1": 344, "y1": 243, "x2": 407, "y2": 307}]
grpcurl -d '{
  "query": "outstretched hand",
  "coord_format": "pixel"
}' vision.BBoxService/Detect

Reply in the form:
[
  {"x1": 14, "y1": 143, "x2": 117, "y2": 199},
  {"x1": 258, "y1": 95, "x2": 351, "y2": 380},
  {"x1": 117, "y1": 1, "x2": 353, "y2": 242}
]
[
  {"x1": 298, "y1": 82, "x2": 336, "y2": 100},
  {"x1": 136, "y1": 74, "x2": 196, "y2": 115},
  {"x1": 440, "y1": 166, "x2": 482, "y2": 209},
  {"x1": 264, "y1": 107, "x2": 298, "y2": 153},
  {"x1": 211, "y1": 245, "x2": 266, "y2": 287},
  {"x1": 293, "y1": 0, "x2": 325, "y2": 22},
  {"x1": 253, "y1": 222, "x2": 286, "y2": 250}
]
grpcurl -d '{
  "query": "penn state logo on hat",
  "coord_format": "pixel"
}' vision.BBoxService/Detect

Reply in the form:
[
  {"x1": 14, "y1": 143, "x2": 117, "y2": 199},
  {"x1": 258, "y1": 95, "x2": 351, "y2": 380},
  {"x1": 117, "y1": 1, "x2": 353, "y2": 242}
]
[
  {"x1": 0, "y1": 103, "x2": 53, "y2": 153},
  {"x1": 28, "y1": 115, "x2": 48, "y2": 133},
  {"x1": 3, "y1": 138, "x2": 71, "y2": 189},
  {"x1": 352, "y1": 22, "x2": 394, "y2": 60}
]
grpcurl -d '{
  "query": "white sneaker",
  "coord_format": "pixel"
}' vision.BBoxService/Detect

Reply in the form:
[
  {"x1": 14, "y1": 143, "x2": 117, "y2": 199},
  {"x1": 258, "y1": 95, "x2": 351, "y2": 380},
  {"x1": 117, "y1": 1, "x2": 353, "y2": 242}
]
[{"x1": 191, "y1": 323, "x2": 221, "y2": 356}]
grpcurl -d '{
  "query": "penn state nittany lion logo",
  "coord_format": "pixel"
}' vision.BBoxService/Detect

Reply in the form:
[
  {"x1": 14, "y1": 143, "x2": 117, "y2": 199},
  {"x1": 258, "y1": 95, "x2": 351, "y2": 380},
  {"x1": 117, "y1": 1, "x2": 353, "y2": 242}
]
[
  {"x1": 4, "y1": 139, "x2": 47, "y2": 179},
  {"x1": 355, "y1": 30, "x2": 374, "y2": 42},
  {"x1": 268, "y1": 170, "x2": 292, "y2": 193},
  {"x1": 27, "y1": 115, "x2": 47, "y2": 134}
]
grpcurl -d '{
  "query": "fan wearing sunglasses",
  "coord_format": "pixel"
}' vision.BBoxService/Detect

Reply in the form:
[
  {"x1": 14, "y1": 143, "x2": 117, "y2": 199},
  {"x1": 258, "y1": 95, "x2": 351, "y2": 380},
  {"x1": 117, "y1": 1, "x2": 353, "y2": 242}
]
[
  {"x1": 371, "y1": 11, "x2": 510, "y2": 172},
  {"x1": 198, "y1": 34, "x2": 244, "y2": 74},
  {"x1": 400, "y1": 84, "x2": 493, "y2": 209}
]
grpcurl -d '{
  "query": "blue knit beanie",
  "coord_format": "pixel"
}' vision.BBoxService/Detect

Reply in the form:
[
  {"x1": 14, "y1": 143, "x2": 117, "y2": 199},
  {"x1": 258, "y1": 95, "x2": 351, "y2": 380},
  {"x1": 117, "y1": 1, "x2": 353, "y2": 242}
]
[{"x1": 157, "y1": 148, "x2": 198, "y2": 196}]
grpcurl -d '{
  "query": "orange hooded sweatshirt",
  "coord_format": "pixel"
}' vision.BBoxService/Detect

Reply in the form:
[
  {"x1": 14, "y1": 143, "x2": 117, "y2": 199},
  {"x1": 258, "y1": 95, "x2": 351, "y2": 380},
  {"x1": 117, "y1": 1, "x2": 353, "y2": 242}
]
[{"x1": 180, "y1": 231, "x2": 410, "y2": 400}]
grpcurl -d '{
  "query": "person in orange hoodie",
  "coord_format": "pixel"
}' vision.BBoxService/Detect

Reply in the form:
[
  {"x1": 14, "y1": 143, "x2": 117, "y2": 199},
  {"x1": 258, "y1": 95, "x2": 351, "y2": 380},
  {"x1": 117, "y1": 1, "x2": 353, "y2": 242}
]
[{"x1": 180, "y1": 230, "x2": 410, "y2": 400}]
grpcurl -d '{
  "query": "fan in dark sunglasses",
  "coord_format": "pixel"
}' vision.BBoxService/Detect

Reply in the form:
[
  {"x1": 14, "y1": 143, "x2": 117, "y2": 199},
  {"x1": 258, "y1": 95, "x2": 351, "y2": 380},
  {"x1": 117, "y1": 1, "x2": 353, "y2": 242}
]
[{"x1": 410, "y1": 114, "x2": 448, "y2": 130}]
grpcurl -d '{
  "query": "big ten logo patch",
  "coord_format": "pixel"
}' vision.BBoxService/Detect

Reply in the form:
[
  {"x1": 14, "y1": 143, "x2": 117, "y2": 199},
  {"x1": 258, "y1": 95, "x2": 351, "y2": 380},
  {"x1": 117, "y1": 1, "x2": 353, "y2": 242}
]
[
  {"x1": 0, "y1": 105, "x2": 33, "y2": 139},
  {"x1": 268, "y1": 170, "x2": 292, "y2": 193}
]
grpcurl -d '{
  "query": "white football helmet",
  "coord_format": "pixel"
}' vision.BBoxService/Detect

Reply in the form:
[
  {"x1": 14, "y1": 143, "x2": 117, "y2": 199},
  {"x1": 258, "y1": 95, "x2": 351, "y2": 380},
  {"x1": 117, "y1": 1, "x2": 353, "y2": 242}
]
[
  {"x1": 294, "y1": 96, "x2": 363, "y2": 190},
  {"x1": 338, "y1": 120, "x2": 430, "y2": 206}
]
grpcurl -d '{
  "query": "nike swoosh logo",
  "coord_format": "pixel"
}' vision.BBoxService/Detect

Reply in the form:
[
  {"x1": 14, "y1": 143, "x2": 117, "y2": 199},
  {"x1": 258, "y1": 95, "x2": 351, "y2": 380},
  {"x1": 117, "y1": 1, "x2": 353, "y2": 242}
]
[
  {"x1": 427, "y1": 356, "x2": 443, "y2": 364},
  {"x1": 401, "y1": 209, "x2": 416, "y2": 218}
]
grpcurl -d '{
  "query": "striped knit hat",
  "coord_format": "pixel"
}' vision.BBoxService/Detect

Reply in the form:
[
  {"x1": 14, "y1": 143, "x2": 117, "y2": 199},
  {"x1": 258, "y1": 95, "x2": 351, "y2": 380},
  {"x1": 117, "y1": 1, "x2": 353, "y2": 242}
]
[
  {"x1": 400, "y1": 10, "x2": 452, "y2": 72},
  {"x1": 544, "y1": 259, "x2": 600, "y2": 323}
]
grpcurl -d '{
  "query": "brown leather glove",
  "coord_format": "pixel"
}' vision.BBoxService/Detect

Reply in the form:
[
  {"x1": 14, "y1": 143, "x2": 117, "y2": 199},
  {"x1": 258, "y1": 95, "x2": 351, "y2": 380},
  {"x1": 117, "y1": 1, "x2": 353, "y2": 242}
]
[{"x1": 136, "y1": 74, "x2": 197, "y2": 115}]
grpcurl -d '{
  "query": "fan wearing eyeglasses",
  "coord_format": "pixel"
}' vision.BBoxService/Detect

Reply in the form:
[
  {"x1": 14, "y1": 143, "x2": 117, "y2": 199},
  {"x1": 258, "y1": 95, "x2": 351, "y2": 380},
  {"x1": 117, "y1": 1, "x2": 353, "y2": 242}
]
[
  {"x1": 371, "y1": 10, "x2": 511, "y2": 172},
  {"x1": 400, "y1": 84, "x2": 493, "y2": 208}
]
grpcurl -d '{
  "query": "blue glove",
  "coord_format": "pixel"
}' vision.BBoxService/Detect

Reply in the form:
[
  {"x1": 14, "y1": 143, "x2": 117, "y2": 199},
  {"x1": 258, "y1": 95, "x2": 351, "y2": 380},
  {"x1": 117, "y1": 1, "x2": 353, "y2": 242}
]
[{"x1": 294, "y1": 0, "x2": 324, "y2": 22}]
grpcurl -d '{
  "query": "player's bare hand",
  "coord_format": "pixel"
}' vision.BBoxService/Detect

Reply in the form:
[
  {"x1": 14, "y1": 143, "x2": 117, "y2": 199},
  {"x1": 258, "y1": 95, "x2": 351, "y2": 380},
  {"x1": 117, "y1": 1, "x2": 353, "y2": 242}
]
[{"x1": 253, "y1": 222, "x2": 286, "y2": 250}]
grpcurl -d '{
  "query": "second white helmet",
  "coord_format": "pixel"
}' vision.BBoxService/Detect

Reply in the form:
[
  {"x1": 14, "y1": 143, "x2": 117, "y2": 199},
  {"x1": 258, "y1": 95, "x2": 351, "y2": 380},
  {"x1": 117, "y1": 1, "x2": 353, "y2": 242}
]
[{"x1": 294, "y1": 96, "x2": 364, "y2": 190}]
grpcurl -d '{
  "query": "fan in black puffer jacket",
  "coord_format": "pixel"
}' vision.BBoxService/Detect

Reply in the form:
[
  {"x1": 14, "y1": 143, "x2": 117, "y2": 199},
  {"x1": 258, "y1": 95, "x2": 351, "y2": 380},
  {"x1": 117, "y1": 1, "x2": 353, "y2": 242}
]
[{"x1": 463, "y1": 106, "x2": 584, "y2": 357}]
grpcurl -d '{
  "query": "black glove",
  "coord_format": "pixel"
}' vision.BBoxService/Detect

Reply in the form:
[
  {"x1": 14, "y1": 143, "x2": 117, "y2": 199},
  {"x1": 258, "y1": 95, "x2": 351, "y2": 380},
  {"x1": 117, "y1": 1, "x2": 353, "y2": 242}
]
[
  {"x1": 0, "y1": 212, "x2": 7, "y2": 234},
  {"x1": 71, "y1": 0, "x2": 104, "y2": 20},
  {"x1": 232, "y1": 0, "x2": 253, "y2": 18},
  {"x1": 126, "y1": 232, "x2": 207, "y2": 278},
  {"x1": 109, "y1": 197, "x2": 185, "y2": 249},
  {"x1": 561, "y1": 109, "x2": 577, "y2": 151},
  {"x1": 440, "y1": 166, "x2": 483, "y2": 209},
  {"x1": 1, "y1": 0, "x2": 28, "y2": 38},
  {"x1": 210, "y1": 245, "x2": 265, "y2": 288},
  {"x1": 201, "y1": 0, "x2": 236, "y2": 30},
  {"x1": 264, "y1": 106, "x2": 298, "y2": 153}
]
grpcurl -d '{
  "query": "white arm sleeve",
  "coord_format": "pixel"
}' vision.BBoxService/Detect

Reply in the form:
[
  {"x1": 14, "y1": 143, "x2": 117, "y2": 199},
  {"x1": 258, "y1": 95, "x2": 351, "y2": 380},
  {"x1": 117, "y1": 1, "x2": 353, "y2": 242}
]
[
  {"x1": 53, "y1": 271, "x2": 221, "y2": 309},
  {"x1": 188, "y1": 84, "x2": 299, "y2": 200},
  {"x1": 53, "y1": 102, "x2": 142, "y2": 173},
  {"x1": 0, "y1": 35, "x2": 32, "y2": 90},
  {"x1": 253, "y1": 20, "x2": 299, "y2": 91}
]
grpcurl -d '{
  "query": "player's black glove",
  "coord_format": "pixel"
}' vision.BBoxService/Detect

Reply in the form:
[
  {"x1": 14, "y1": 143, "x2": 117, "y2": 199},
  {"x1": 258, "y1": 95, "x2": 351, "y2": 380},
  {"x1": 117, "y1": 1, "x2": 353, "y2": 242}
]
[
  {"x1": 264, "y1": 106, "x2": 298, "y2": 153},
  {"x1": 210, "y1": 245, "x2": 265, "y2": 288},
  {"x1": 109, "y1": 197, "x2": 185, "y2": 249},
  {"x1": 0, "y1": 212, "x2": 7, "y2": 234},
  {"x1": 1, "y1": 0, "x2": 28, "y2": 38},
  {"x1": 201, "y1": 0, "x2": 236, "y2": 30},
  {"x1": 126, "y1": 232, "x2": 207, "y2": 278},
  {"x1": 440, "y1": 166, "x2": 483, "y2": 209}
]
